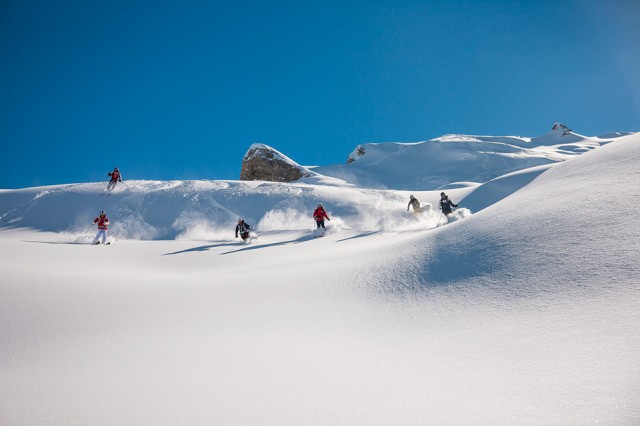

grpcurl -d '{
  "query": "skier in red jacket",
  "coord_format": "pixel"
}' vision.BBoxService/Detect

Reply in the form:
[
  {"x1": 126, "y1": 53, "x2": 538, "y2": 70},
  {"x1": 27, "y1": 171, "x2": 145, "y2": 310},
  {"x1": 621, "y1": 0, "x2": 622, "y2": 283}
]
[
  {"x1": 92, "y1": 211, "x2": 110, "y2": 244},
  {"x1": 313, "y1": 203, "x2": 331, "y2": 230},
  {"x1": 107, "y1": 167, "x2": 122, "y2": 191}
]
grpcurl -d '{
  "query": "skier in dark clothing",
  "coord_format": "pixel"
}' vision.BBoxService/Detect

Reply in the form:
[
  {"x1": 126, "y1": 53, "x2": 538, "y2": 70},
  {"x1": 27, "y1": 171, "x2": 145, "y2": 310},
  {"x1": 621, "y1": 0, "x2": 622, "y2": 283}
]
[
  {"x1": 107, "y1": 167, "x2": 123, "y2": 191},
  {"x1": 439, "y1": 192, "x2": 458, "y2": 216},
  {"x1": 313, "y1": 203, "x2": 330, "y2": 229},
  {"x1": 235, "y1": 218, "x2": 251, "y2": 241},
  {"x1": 407, "y1": 194, "x2": 422, "y2": 213}
]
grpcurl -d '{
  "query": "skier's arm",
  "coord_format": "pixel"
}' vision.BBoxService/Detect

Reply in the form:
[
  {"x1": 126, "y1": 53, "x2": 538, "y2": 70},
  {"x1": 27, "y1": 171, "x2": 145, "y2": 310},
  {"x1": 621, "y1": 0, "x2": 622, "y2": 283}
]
[{"x1": 235, "y1": 225, "x2": 239, "y2": 237}]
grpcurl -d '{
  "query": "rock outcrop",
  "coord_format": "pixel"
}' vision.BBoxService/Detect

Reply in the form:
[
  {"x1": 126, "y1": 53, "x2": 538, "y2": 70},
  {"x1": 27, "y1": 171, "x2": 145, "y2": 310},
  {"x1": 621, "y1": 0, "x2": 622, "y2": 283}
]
[
  {"x1": 346, "y1": 145, "x2": 366, "y2": 164},
  {"x1": 240, "y1": 144, "x2": 311, "y2": 182},
  {"x1": 552, "y1": 122, "x2": 573, "y2": 136}
]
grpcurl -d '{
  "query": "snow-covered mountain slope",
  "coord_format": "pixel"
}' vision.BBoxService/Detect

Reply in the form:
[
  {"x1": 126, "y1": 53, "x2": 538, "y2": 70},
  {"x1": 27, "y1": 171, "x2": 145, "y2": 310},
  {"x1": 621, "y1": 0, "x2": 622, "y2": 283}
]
[
  {"x1": 352, "y1": 132, "x2": 640, "y2": 422},
  {"x1": 0, "y1": 133, "x2": 639, "y2": 425},
  {"x1": 375, "y1": 131, "x2": 640, "y2": 293},
  {"x1": 1, "y1": 130, "x2": 634, "y2": 239},
  {"x1": 311, "y1": 129, "x2": 631, "y2": 190},
  {"x1": 0, "y1": 179, "x2": 463, "y2": 240}
]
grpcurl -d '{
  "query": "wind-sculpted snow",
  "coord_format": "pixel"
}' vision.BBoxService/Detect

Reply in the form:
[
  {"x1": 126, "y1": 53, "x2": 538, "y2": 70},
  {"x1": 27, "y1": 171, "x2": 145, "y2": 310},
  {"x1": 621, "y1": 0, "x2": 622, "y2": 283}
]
[
  {"x1": 382, "y1": 133, "x2": 640, "y2": 294},
  {"x1": 312, "y1": 131, "x2": 621, "y2": 190},
  {"x1": 0, "y1": 178, "x2": 476, "y2": 239},
  {"x1": 1, "y1": 134, "x2": 639, "y2": 425},
  {"x1": 459, "y1": 164, "x2": 553, "y2": 213}
]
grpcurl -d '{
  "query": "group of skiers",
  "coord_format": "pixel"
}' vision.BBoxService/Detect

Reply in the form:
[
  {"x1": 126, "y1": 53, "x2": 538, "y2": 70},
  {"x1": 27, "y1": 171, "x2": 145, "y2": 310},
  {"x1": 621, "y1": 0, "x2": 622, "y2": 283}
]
[
  {"x1": 93, "y1": 167, "x2": 460, "y2": 244},
  {"x1": 235, "y1": 203, "x2": 331, "y2": 242},
  {"x1": 235, "y1": 194, "x2": 458, "y2": 242},
  {"x1": 407, "y1": 192, "x2": 459, "y2": 217},
  {"x1": 89, "y1": 167, "x2": 123, "y2": 244}
]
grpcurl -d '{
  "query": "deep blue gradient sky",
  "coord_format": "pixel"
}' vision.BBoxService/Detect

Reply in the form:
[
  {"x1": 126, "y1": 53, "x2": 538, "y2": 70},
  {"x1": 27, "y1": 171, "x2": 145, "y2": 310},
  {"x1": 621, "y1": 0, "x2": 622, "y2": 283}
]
[{"x1": 1, "y1": 0, "x2": 639, "y2": 188}]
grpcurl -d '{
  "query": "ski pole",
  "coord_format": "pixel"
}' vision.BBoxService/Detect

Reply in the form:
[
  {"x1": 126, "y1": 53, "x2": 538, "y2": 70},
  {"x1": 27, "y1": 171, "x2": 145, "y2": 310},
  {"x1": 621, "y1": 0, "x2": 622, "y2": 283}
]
[
  {"x1": 437, "y1": 212, "x2": 444, "y2": 227},
  {"x1": 83, "y1": 223, "x2": 95, "y2": 235}
]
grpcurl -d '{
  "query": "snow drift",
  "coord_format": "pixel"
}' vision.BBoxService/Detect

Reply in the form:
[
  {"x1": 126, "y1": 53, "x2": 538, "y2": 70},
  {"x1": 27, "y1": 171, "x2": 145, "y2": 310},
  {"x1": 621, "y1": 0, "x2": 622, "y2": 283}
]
[{"x1": 1, "y1": 131, "x2": 639, "y2": 425}]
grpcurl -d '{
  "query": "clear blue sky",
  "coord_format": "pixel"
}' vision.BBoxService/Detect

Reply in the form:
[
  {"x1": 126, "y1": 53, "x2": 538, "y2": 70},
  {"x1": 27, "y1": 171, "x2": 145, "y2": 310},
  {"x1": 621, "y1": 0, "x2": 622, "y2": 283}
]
[{"x1": 1, "y1": 0, "x2": 639, "y2": 188}]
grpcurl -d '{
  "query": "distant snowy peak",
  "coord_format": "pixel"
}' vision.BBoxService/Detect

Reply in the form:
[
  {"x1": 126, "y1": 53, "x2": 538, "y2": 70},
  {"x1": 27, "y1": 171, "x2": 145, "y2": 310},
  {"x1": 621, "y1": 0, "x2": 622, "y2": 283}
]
[
  {"x1": 551, "y1": 122, "x2": 572, "y2": 135},
  {"x1": 240, "y1": 143, "x2": 311, "y2": 182}
]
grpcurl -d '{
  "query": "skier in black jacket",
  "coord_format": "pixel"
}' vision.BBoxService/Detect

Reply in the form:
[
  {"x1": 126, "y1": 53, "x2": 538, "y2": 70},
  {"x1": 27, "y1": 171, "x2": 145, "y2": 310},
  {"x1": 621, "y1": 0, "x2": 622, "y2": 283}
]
[
  {"x1": 235, "y1": 218, "x2": 251, "y2": 241},
  {"x1": 439, "y1": 192, "x2": 458, "y2": 216}
]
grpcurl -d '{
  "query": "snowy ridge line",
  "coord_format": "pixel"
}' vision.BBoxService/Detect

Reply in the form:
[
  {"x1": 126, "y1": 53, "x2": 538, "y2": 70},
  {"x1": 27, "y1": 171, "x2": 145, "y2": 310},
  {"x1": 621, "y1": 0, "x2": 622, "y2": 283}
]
[
  {"x1": 316, "y1": 128, "x2": 633, "y2": 190},
  {"x1": 1, "y1": 132, "x2": 637, "y2": 242}
]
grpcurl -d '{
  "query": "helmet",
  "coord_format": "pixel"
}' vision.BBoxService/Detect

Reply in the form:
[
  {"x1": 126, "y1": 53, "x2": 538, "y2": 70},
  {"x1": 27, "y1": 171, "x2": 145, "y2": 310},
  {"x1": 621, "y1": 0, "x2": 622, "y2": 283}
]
[
  {"x1": 114, "y1": 167, "x2": 118, "y2": 170},
  {"x1": 317, "y1": 203, "x2": 323, "y2": 207},
  {"x1": 440, "y1": 192, "x2": 446, "y2": 197},
  {"x1": 238, "y1": 218, "x2": 243, "y2": 223},
  {"x1": 99, "y1": 211, "x2": 106, "y2": 216},
  {"x1": 409, "y1": 195, "x2": 414, "y2": 199}
]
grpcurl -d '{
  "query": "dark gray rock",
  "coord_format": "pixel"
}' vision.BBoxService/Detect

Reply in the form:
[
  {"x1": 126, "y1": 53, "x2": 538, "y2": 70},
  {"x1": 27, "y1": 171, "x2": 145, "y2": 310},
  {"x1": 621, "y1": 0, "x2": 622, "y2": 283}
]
[{"x1": 240, "y1": 144, "x2": 311, "y2": 182}]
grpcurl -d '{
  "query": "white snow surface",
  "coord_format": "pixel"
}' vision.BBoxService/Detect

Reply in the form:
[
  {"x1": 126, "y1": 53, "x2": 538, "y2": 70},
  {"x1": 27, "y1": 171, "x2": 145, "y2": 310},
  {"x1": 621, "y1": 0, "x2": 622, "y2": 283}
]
[
  {"x1": 1, "y1": 132, "x2": 639, "y2": 425},
  {"x1": 313, "y1": 130, "x2": 626, "y2": 189}
]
